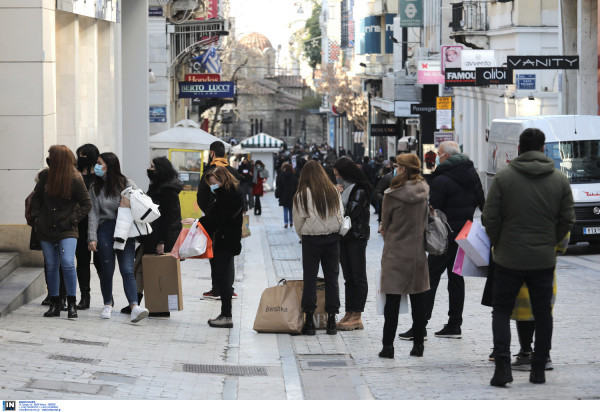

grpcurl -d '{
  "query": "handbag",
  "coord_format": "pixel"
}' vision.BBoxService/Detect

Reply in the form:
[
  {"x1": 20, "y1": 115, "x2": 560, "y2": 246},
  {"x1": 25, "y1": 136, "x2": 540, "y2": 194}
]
[
  {"x1": 242, "y1": 214, "x2": 251, "y2": 238},
  {"x1": 339, "y1": 215, "x2": 352, "y2": 236},
  {"x1": 424, "y1": 202, "x2": 451, "y2": 255},
  {"x1": 253, "y1": 279, "x2": 303, "y2": 334},
  {"x1": 170, "y1": 222, "x2": 213, "y2": 259}
]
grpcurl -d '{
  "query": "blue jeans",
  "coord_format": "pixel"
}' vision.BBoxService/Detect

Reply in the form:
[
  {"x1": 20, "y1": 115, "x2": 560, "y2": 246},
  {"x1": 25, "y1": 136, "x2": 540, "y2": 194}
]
[
  {"x1": 283, "y1": 206, "x2": 292, "y2": 225},
  {"x1": 40, "y1": 238, "x2": 78, "y2": 296},
  {"x1": 96, "y1": 220, "x2": 138, "y2": 306}
]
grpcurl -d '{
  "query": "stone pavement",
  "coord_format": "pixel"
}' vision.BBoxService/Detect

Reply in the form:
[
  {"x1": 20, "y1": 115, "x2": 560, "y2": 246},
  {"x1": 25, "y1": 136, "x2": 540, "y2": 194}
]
[{"x1": 1, "y1": 192, "x2": 599, "y2": 400}]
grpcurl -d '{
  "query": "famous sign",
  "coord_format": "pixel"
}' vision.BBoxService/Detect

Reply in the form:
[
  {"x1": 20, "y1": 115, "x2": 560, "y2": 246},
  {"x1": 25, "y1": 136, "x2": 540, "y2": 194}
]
[{"x1": 445, "y1": 68, "x2": 477, "y2": 87}]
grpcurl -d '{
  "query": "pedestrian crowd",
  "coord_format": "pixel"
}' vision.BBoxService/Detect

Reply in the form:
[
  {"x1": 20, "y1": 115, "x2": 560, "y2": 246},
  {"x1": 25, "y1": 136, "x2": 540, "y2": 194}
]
[{"x1": 27, "y1": 128, "x2": 574, "y2": 387}]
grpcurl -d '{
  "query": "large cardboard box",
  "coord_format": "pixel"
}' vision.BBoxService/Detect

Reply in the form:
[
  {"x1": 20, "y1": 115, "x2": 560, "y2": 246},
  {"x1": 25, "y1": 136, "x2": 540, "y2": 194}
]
[{"x1": 142, "y1": 254, "x2": 183, "y2": 312}]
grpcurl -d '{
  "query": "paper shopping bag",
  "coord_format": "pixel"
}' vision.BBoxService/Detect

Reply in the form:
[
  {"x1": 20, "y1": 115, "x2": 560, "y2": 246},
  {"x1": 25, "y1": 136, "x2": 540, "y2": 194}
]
[
  {"x1": 453, "y1": 246, "x2": 487, "y2": 277},
  {"x1": 241, "y1": 215, "x2": 251, "y2": 238},
  {"x1": 253, "y1": 280, "x2": 303, "y2": 334},
  {"x1": 286, "y1": 278, "x2": 329, "y2": 329},
  {"x1": 455, "y1": 220, "x2": 490, "y2": 266}
]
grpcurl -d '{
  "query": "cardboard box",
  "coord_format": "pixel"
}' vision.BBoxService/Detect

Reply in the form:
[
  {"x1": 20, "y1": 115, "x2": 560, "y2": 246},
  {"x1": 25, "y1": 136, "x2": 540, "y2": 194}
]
[{"x1": 142, "y1": 254, "x2": 183, "y2": 312}]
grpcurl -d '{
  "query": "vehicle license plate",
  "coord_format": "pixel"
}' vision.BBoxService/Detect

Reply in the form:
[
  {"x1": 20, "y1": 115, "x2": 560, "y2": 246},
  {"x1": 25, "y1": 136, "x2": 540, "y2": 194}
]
[{"x1": 583, "y1": 227, "x2": 600, "y2": 235}]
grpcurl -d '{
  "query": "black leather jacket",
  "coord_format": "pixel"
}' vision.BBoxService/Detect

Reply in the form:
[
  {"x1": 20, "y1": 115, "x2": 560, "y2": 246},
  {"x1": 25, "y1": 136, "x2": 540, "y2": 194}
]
[{"x1": 342, "y1": 184, "x2": 370, "y2": 240}]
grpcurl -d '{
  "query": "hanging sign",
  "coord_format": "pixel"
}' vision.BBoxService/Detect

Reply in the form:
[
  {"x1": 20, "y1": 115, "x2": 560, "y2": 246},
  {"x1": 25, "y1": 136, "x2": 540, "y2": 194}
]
[
  {"x1": 506, "y1": 55, "x2": 579, "y2": 70},
  {"x1": 475, "y1": 67, "x2": 513, "y2": 86},
  {"x1": 371, "y1": 124, "x2": 400, "y2": 136},
  {"x1": 445, "y1": 68, "x2": 477, "y2": 86},
  {"x1": 436, "y1": 97, "x2": 452, "y2": 110},
  {"x1": 516, "y1": 74, "x2": 536, "y2": 90},
  {"x1": 399, "y1": 0, "x2": 423, "y2": 27},
  {"x1": 417, "y1": 61, "x2": 445, "y2": 84},
  {"x1": 178, "y1": 81, "x2": 235, "y2": 99},
  {"x1": 185, "y1": 73, "x2": 221, "y2": 82},
  {"x1": 461, "y1": 50, "x2": 496, "y2": 71}
]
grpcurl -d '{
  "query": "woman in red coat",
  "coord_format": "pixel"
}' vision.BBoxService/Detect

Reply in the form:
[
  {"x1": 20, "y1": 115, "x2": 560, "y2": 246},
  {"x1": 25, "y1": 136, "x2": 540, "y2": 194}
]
[{"x1": 252, "y1": 160, "x2": 269, "y2": 215}]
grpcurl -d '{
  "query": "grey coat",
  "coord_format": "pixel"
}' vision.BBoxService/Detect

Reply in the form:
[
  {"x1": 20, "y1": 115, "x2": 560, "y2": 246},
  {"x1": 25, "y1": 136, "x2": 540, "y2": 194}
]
[{"x1": 380, "y1": 180, "x2": 430, "y2": 295}]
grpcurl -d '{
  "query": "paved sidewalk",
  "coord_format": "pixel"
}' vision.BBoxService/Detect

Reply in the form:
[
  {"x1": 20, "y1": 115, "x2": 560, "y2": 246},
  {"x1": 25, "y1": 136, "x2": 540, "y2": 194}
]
[{"x1": 0, "y1": 192, "x2": 599, "y2": 400}]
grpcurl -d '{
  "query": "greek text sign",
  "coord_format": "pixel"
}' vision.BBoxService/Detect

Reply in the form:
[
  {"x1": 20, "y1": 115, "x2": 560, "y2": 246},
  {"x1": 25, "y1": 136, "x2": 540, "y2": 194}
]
[
  {"x1": 399, "y1": 0, "x2": 423, "y2": 27},
  {"x1": 516, "y1": 74, "x2": 536, "y2": 90},
  {"x1": 506, "y1": 55, "x2": 579, "y2": 70},
  {"x1": 475, "y1": 67, "x2": 513, "y2": 86},
  {"x1": 178, "y1": 81, "x2": 235, "y2": 99},
  {"x1": 417, "y1": 61, "x2": 445, "y2": 84}
]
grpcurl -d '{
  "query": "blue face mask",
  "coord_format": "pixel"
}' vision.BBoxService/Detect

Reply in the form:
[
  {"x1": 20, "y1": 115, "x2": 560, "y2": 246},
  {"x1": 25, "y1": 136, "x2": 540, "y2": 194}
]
[
  {"x1": 210, "y1": 183, "x2": 220, "y2": 193},
  {"x1": 435, "y1": 156, "x2": 440, "y2": 166},
  {"x1": 94, "y1": 164, "x2": 105, "y2": 177}
]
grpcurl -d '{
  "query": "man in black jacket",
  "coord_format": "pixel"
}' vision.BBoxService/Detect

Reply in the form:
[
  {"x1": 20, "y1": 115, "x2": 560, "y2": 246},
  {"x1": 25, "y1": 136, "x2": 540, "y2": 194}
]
[
  {"x1": 400, "y1": 141, "x2": 485, "y2": 340},
  {"x1": 196, "y1": 141, "x2": 241, "y2": 300}
]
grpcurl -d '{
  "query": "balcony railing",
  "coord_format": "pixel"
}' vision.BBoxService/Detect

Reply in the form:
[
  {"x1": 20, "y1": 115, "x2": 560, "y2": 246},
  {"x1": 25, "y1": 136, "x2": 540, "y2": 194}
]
[
  {"x1": 449, "y1": 2, "x2": 488, "y2": 32},
  {"x1": 169, "y1": 19, "x2": 228, "y2": 69}
]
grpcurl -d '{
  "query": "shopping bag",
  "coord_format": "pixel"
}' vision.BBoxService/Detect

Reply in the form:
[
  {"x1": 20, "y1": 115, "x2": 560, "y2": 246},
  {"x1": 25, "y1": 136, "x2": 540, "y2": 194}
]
[
  {"x1": 241, "y1": 214, "x2": 251, "y2": 238},
  {"x1": 339, "y1": 216, "x2": 352, "y2": 236},
  {"x1": 179, "y1": 219, "x2": 207, "y2": 258},
  {"x1": 170, "y1": 222, "x2": 213, "y2": 259},
  {"x1": 253, "y1": 279, "x2": 303, "y2": 335},
  {"x1": 453, "y1": 246, "x2": 487, "y2": 277},
  {"x1": 286, "y1": 279, "x2": 328, "y2": 329},
  {"x1": 455, "y1": 220, "x2": 490, "y2": 266},
  {"x1": 375, "y1": 270, "x2": 409, "y2": 315}
]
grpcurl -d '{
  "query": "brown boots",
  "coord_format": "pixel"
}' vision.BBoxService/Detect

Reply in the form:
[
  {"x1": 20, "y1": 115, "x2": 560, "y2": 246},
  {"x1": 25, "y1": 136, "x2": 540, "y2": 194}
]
[{"x1": 336, "y1": 312, "x2": 364, "y2": 331}]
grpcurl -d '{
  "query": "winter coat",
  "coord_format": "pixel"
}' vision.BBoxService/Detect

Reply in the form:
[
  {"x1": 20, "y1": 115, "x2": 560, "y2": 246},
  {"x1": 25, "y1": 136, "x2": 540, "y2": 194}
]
[
  {"x1": 482, "y1": 150, "x2": 575, "y2": 270},
  {"x1": 238, "y1": 163, "x2": 254, "y2": 185},
  {"x1": 380, "y1": 180, "x2": 430, "y2": 295},
  {"x1": 252, "y1": 166, "x2": 268, "y2": 196},
  {"x1": 276, "y1": 171, "x2": 298, "y2": 208},
  {"x1": 113, "y1": 207, "x2": 153, "y2": 250},
  {"x1": 341, "y1": 183, "x2": 370, "y2": 240},
  {"x1": 293, "y1": 188, "x2": 344, "y2": 237},
  {"x1": 143, "y1": 177, "x2": 183, "y2": 254},
  {"x1": 374, "y1": 171, "x2": 394, "y2": 205},
  {"x1": 196, "y1": 160, "x2": 241, "y2": 214},
  {"x1": 199, "y1": 185, "x2": 243, "y2": 256},
  {"x1": 429, "y1": 154, "x2": 485, "y2": 240},
  {"x1": 30, "y1": 169, "x2": 92, "y2": 243}
]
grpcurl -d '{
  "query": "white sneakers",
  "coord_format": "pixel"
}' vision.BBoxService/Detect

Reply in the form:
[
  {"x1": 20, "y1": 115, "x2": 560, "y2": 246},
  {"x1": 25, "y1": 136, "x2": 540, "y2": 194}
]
[
  {"x1": 130, "y1": 306, "x2": 149, "y2": 323},
  {"x1": 100, "y1": 305, "x2": 112, "y2": 319}
]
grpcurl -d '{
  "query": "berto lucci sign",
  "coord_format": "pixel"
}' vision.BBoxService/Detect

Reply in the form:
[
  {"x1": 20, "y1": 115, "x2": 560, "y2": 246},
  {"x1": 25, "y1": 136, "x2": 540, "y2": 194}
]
[{"x1": 178, "y1": 81, "x2": 235, "y2": 99}]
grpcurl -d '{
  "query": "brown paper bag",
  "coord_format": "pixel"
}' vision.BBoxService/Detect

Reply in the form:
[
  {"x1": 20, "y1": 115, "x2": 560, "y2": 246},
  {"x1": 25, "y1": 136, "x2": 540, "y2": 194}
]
[
  {"x1": 242, "y1": 215, "x2": 251, "y2": 238},
  {"x1": 253, "y1": 280, "x2": 303, "y2": 335},
  {"x1": 286, "y1": 278, "x2": 328, "y2": 329}
]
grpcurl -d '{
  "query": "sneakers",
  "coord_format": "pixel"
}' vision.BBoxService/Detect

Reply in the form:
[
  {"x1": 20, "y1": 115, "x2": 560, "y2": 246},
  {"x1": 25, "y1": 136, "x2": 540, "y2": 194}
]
[
  {"x1": 208, "y1": 315, "x2": 233, "y2": 328},
  {"x1": 434, "y1": 324, "x2": 462, "y2": 339},
  {"x1": 545, "y1": 357, "x2": 553, "y2": 371},
  {"x1": 398, "y1": 327, "x2": 428, "y2": 341},
  {"x1": 203, "y1": 290, "x2": 221, "y2": 300},
  {"x1": 100, "y1": 305, "x2": 112, "y2": 319},
  {"x1": 232, "y1": 292, "x2": 238, "y2": 299},
  {"x1": 511, "y1": 351, "x2": 532, "y2": 371},
  {"x1": 130, "y1": 306, "x2": 149, "y2": 323}
]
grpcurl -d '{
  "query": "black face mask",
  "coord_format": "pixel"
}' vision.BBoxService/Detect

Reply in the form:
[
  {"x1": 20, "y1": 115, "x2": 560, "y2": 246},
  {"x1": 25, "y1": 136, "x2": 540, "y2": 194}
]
[
  {"x1": 147, "y1": 169, "x2": 155, "y2": 180},
  {"x1": 77, "y1": 157, "x2": 88, "y2": 171},
  {"x1": 46, "y1": 157, "x2": 50, "y2": 167}
]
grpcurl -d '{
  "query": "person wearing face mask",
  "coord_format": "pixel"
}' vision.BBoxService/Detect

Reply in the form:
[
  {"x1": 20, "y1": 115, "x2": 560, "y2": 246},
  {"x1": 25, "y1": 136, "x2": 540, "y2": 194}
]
[
  {"x1": 251, "y1": 160, "x2": 269, "y2": 216},
  {"x1": 195, "y1": 141, "x2": 241, "y2": 301},
  {"x1": 184, "y1": 167, "x2": 243, "y2": 328},
  {"x1": 74, "y1": 143, "x2": 102, "y2": 310},
  {"x1": 332, "y1": 157, "x2": 372, "y2": 331},
  {"x1": 88, "y1": 153, "x2": 149, "y2": 323}
]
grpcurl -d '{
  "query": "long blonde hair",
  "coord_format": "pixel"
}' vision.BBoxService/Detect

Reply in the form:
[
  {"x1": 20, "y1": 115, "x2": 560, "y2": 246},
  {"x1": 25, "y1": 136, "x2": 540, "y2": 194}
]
[
  {"x1": 390, "y1": 154, "x2": 424, "y2": 189},
  {"x1": 294, "y1": 160, "x2": 340, "y2": 219}
]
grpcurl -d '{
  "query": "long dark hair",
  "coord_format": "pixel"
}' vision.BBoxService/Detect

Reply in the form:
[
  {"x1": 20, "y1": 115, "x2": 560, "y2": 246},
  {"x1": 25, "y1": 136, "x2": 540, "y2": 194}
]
[
  {"x1": 333, "y1": 157, "x2": 372, "y2": 198},
  {"x1": 93, "y1": 152, "x2": 127, "y2": 197},
  {"x1": 149, "y1": 156, "x2": 178, "y2": 190},
  {"x1": 76, "y1": 143, "x2": 100, "y2": 174},
  {"x1": 294, "y1": 160, "x2": 340, "y2": 220},
  {"x1": 47, "y1": 145, "x2": 78, "y2": 199}
]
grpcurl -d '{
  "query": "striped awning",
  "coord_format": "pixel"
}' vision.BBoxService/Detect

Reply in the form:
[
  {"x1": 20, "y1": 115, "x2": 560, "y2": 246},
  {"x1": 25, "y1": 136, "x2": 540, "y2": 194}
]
[{"x1": 240, "y1": 133, "x2": 284, "y2": 149}]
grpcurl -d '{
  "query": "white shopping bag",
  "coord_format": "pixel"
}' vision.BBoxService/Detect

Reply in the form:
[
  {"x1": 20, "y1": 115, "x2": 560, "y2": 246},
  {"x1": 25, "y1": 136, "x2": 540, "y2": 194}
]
[
  {"x1": 455, "y1": 220, "x2": 490, "y2": 266},
  {"x1": 179, "y1": 219, "x2": 208, "y2": 258},
  {"x1": 375, "y1": 270, "x2": 409, "y2": 315}
]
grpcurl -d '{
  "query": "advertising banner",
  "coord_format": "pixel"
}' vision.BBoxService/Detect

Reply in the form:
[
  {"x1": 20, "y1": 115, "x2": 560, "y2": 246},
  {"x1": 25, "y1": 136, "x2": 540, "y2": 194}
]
[
  {"x1": 475, "y1": 67, "x2": 513, "y2": 86},
  {"x1": 364, "y1": 15, "x2": 381, "y2": 54},
  {"x1": 394, "y1": 101, "x2": 420, "y2": 117},
  {"x1": 506, "y1": 55, "x2": 579, "y2": 70},
  {"x1": 460, "y1": 50, "x2": 496, "y2": 71},
  {"x1": 399, "y1": 0, "x2": 423, "y2": 27},
  {"x1": 434, "y1": 132, "x2": 454, "y2": 148},
  {"x1": 371, "y1": 124, "x2": 400, "y2": 136},
  {"x1": 417, "y1": 61, "x2": 445, "y2": 84},
  {"x1": 385, "y1": 14, "x2": 396, "y2": 54},
  {"x1": 185, "y1": 73, "x2": 221, "y2": 82},
  {"x1": 178, "y1": 81, "x2": 235, "y2": 99},
  {"x1": 445, "y1": 68, "x2": 477, "y2": 87},
  {"x1": 441, "y1": 45, "x2": 463, "y2": 74},
  {"x1": 436, "y1": 110, "x2": 452, "y2": 130}
]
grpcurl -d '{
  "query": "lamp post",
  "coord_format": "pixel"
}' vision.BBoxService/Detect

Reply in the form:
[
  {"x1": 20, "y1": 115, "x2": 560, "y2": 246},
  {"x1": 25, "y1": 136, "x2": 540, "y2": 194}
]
[{"x1": 367, "y1": 92, "x2": 372, "y2": 158}]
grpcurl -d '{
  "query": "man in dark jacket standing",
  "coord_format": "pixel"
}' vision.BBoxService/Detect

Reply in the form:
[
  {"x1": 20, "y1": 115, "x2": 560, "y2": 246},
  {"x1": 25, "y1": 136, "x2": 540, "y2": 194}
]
[
  {"x1": 483, "y1": 128, "x2": 574, "y2": 387},
  {"x1": 399, "y1": 141, "x2": 485, "y2": 341},
  {"x1": 197, "y1": 141, "x2": 241, "y2": 300}
]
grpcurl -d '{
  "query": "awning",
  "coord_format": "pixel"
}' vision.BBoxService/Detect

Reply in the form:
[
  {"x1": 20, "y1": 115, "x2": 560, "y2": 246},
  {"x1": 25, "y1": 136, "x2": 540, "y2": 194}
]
[
  {"x1": 240, "y1": 133, "x2": 284, "y2": 149},
  {"x1": 149, "y1": 119, "x2": 230, "y2": 151}
]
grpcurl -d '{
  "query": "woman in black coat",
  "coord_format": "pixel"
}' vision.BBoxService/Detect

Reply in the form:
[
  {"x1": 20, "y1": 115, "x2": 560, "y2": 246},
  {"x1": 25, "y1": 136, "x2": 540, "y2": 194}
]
[
  {"x1": 275, "y1": 163, "x2": 298, "y2": 228},
  {"x1": 196, "y1": 166, "x2": 243, "y2": 328},
  {"x1": 333, "y1": 157, "x2": 372, "y2": 331}
]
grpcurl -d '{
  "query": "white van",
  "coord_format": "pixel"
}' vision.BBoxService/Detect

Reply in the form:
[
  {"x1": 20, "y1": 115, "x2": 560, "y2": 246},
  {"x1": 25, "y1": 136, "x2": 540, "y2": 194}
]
[{"x1": 487, "y1": 115, "x2": 600, "y2": 244}]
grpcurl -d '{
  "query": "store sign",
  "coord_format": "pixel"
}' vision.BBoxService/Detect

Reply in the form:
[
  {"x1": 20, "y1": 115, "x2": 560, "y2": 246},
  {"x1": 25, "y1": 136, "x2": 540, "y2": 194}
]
[
  {"x1": 417, "y1": 61, "x2": 445, "y2": 84},
  {"x1": 436, "y1": 97, "x2": 452, "y2": 110},
  {"x1": 506, "y1": 55, "x2": 579, "y2": 70},
  {"x1": 406, "y1": 118, "x2": 420, "y2": 126},
  {"x1": 178, "y1": 81, "x2": 235, "y2": 99},
  {"x1": 434, "y1": 132, "x2": 454, "y2": 148},
  {"x1": 445, "y1": 68, "x2": 477, "y2": 87},
  {"x1": 149, "y1": 106, "x2": 166, "y2": 123},
  {"x1": 441, "y1": 45, "x2": 463, "y2": 74},
  {"x1": 411, "y1": 104, "x2": 436, "y2": 115},
  {"x1": 516, "y1": 74, "x2": 536, "y2": 90},
  {"x1": 371, "y1": 124, "x2": 400, "y2": 136},
  {"x1": 394, "y1": 101, "x2": 420, "y2": 117},
  {"x1": 185, "y1": 73, "x2": 221, "y2": 82},
  {"x1": 461, "y1": 50, "x2": 496, "y2": 71},
  {"x1": 363, "y1": 15, "x2": 381, "y2": 54},
  {"x1": 399, "y1": 0, "x2": 423, "y2": 27},
  {"x1": 148, "y1": 6, "x2": 163, "y2": 16},
  {"x1": 475, "y1": 67, "x2": 513, "y2": 86}
]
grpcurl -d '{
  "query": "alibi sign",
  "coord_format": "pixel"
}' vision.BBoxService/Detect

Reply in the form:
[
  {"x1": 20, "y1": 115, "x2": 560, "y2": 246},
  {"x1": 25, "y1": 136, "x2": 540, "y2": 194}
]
[{"x1": 475, "y1": 67, "x2": 513, "y2": 86}]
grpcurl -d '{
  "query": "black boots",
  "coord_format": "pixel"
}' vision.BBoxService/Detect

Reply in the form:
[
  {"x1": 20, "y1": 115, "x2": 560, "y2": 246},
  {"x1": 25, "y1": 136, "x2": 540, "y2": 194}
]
[
  {"x1": 43, "y1": 296, "x2": 61, "y2": 317},
  {"x1": 530, "y1": 356, "x2": 546, "y2": 384},
  {"x1": 490, "y1": 354, "x2": 513, "y2": 387},
  {"x1": 60, "y1": 296, "x2": 67, "y2": 311},
  {"x1": 326, "y1": 313, "x2": 337, "y2": 335},
  {"x1": 121, "y1": 293, "x2": 143, "y2": 314},
  {"x1": 302, "y1": 311, "x2": 316, "y2": 335},
  {"x1": 67, "y1": 296, "x2": 78, "y2": 319},
  {"x1": 379, "y1": 344, "x2": 394, "y2": 359},
  {"x1": 410, "y1": 343, "x2": 424, "y2": 357},
  {"x1": 41, "y1": 294, "x2": 51, "y2": 305},
  {"x1": 76, "y1": 293, "x2": 90, "y2": 310}
]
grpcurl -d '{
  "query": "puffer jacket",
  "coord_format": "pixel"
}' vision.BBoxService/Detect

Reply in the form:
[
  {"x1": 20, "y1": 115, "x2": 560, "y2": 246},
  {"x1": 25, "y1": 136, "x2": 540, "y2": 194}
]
[
  {"x1": 144, "y1": 177, "x2": 183, "y2": 254},
  {"x1": 292, "y1": 188, "x2": 344, "y2": 237},
  {"x1": 342, "y1": 183, "x2": 370, "y2": 240},
  {"x1": 113, "y1": 188, "x2": 160, "y2": 250}
]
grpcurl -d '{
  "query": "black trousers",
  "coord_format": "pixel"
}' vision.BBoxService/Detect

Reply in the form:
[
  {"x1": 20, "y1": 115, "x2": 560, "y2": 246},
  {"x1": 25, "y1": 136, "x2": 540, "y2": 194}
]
[
  {"x1": 422, "y1": 241, "x2": 464, "y2": 328},
  {"x1": 383, "y1": 292, "x2": 426, "y2": 345},
  {"x1": 517, "y1": 320, "x2": 535, "y2": 353},
  {"x1": 301, "y1": 234, "x2": 340, "y2": 314},
  {"x1": 212, "y1": 250, "x2": 235, "y2": 317},
  {"x1": 254, "y1": 195, "x2": 262, "y2": 214},
  {"x1": 75, "y1": 235, "x2": 101, "y2": 295},
  {"x1": 339, "y1": 238, "x2": 368, "y2": 312},
  {"x1": 492, "y1": 264, "x2": 554, "y2": 361}
]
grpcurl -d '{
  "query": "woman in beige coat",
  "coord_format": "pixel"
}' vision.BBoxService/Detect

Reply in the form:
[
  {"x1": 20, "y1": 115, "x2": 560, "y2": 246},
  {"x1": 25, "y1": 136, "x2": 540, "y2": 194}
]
[{"x1": 378, "y1": 154, "x2": 430, "y2": 358}]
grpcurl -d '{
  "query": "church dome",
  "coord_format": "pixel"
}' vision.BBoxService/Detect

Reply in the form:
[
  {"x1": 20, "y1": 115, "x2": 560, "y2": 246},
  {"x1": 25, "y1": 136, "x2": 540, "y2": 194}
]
[{"x1": 239, "y1": 32, "x2": 273, "y2": 51}]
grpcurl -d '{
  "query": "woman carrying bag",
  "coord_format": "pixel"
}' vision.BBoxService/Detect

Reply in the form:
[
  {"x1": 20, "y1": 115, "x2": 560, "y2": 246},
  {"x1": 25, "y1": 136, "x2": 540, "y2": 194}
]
[
  {"x1": 88, "y1": 152, "x2": 149, "y2": 323},
  {"x1": 30, "y1": 145, "x2": 92, "y2": 319},
  {"x1": 333, "y1": 157, "x2": 372, "y2": 331},
  {"x1": 292, "y1": 160, "x2": 344, "y2": 336},
  {"x1": 252, "y1": 160, "x2": 269, "y2": 216},
  {"x1": 378, "y1": 154, "x2": 430, "y2": 358}
]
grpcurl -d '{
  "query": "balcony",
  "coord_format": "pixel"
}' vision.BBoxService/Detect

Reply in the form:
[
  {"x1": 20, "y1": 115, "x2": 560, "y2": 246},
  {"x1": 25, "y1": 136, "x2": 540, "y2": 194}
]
[
  {"x1": 168, "y1": 19, "x2": 228, "y2": 70},
  {"x1": 449, "y1": 2, "x2": 488, "y2": 33}
]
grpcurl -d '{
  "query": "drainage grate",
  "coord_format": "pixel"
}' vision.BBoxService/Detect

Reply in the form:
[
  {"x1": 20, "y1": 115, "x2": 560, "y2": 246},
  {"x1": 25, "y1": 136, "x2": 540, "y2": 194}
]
[
  {"x1": 60, "y1": 338, "x2": 108, "y2": 347},
  {"x1": 182, "y1": 364, "x2": 267, "y2": 376},
  {"x1": 306, "y1": 360, "x2": 350, "y2": 368},
  {"x1": 48, "y1": 354, "x2": 99, "y2": 364}
]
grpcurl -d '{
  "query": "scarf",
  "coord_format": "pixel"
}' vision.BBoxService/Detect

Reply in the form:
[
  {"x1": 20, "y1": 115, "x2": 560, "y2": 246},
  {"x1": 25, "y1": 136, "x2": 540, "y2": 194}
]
[{"x1": 211, "y1": 157, "x2": 229, "y2": 167}]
